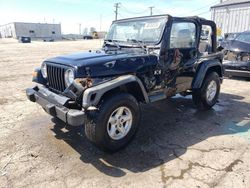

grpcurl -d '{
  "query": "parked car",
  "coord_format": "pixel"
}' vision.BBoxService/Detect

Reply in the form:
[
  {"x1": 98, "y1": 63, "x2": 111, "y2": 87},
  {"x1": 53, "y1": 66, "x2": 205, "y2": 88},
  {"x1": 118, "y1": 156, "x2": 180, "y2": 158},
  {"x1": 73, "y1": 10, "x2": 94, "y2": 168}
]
[
  {"x1": 26, "y1": 15, "x2": 223, "y2": 151},
  {"x1": 83, "y1": 35, "x2": 93, "y2": 40},
  {"x1": 223, "y1": 31, "x2": 250, "y2": 79},
  {"x1": 19, "y1": 36, "x2": 31, "y2": 43}
]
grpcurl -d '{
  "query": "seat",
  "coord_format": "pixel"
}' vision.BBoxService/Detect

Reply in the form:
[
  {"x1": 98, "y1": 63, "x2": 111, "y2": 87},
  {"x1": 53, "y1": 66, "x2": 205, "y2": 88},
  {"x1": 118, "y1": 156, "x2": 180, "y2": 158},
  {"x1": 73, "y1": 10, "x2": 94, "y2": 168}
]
[
  {"x1": 199, "y1": 40, "x2": 212, "y2": 54},
  {"x1": 175, "y1": 29, "x2": 193, "y2": 48}
]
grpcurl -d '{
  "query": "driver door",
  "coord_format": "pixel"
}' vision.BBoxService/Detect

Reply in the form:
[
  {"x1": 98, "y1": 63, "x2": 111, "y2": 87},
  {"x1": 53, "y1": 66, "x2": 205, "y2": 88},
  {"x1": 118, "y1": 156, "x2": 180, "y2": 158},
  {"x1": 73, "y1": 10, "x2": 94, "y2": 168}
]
[{"x1": 164, "y1": 21, "x2": 198, "y2": 94}]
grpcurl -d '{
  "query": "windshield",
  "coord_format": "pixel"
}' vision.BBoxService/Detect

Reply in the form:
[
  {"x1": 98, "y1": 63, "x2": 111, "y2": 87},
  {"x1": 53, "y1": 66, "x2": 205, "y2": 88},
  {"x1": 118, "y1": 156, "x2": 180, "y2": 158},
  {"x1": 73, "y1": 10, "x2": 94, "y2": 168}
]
[
  {"x1": 235, "y1": 32, "x2": 250, "y2": 43},
  {"x1": 106, "y1": 17, "x2": 167, "y2": 44}
]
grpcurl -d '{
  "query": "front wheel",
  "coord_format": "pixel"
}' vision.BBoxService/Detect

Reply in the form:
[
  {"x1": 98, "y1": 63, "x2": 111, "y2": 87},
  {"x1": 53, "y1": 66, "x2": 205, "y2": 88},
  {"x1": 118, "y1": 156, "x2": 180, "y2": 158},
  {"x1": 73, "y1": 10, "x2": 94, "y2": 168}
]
[
  {"x1": 192, "y1": 72, "x2": 221, "y2": 110},
  {"x1": 84, "y1": 93, "x2": 140, "y2": 152}
]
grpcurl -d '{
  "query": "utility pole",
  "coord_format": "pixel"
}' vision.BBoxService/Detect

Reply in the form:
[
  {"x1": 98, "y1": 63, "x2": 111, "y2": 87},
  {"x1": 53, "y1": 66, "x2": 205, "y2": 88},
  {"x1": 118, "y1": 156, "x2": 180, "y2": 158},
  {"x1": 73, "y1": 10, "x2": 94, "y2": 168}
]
[
  {"x1": 78, "y1": 23, "x2": 81, "y2": 35},
  {"x1": 114, "y1": 2, "x2": 121, "y2": 21},
  {"x1": 100, "y1": 14, "x2": 102, "y2": 31},
  {"x1": 149, "y1": 6, "x2": 154, "y2": 16}
]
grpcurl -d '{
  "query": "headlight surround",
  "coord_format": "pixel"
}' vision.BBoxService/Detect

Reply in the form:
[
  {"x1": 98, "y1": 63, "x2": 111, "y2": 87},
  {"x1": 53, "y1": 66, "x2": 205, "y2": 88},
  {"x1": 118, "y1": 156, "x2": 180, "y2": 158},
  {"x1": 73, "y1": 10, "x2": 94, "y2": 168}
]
[
  {"x1": 65, "y1": 69, "x2": 75, "y2": 87},
  {"x1": 241, "y1": 53, "x2": 250, "y2": 62},
  {"x1": 41, "y1": 62, "x2": 47, "y2": 78}
]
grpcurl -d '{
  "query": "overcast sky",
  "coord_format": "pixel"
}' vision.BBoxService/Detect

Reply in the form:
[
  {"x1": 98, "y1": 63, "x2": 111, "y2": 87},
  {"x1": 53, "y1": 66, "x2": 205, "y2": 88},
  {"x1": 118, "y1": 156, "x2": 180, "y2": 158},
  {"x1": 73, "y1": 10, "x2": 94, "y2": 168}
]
[{"x1": 0, "y1": 0, "x2": 220, "y2": 34}]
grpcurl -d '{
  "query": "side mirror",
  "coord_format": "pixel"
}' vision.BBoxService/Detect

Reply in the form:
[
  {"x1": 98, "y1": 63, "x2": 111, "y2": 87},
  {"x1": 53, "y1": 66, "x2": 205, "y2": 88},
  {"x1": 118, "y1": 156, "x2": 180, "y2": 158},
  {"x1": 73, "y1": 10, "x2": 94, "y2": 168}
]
[{"x1": 217, "y1": 46, "x2": 224, "y2": 52}]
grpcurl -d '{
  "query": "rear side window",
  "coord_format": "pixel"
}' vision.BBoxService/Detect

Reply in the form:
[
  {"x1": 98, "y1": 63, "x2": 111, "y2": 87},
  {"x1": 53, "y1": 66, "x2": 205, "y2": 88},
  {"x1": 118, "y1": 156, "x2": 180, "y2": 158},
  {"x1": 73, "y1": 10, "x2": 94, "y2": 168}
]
[
  {"x1": 170, "y1": 22, "x2": 196, "y2": 48},
  {"x1": 199, "y1": 25, "x2": 213, "y2": 53}
]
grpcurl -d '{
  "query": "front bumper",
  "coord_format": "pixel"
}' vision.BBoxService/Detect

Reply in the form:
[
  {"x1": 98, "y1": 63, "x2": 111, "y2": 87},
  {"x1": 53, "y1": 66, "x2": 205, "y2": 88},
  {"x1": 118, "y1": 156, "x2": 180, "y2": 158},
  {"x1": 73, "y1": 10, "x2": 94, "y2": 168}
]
[
  {"x1": 223, "y1": 60, "x2": 250, "y2": 78},
  {"x1": 26, "y1": 86, "x2": 85, "y2": 126},
  {"x1": 224, "y1": 69, "x2": 250, "y2": 78}
]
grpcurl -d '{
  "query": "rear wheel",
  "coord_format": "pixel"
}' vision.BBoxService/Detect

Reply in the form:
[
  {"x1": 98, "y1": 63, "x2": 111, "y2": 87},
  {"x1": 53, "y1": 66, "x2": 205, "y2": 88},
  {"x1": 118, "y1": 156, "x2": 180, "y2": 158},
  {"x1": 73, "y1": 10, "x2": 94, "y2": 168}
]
[
  {"x1": 84, "y1": 93, "x2": 140, "y2": 152},
  {"x1": 192, "y1": 72, "x2": 220, "y2": 110}
]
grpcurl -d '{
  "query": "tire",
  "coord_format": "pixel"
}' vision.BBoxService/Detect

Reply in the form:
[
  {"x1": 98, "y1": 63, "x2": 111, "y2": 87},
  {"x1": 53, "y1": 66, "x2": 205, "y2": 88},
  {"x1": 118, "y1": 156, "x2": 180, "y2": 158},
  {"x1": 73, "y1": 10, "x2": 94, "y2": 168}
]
[
  {"x1": 192, "y1": 72, "x2": 220, "y2": 110},
  {"x1": 84, "y1": 93, "x2": 141, "y2": 152}
]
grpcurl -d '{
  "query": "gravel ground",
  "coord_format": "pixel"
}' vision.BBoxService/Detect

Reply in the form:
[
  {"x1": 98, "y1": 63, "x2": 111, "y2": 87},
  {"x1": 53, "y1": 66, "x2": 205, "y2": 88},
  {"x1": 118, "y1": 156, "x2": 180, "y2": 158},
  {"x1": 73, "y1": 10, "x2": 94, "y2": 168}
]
[{"x1": 0, "y1": 39, "x2": 249, "y2": 188}]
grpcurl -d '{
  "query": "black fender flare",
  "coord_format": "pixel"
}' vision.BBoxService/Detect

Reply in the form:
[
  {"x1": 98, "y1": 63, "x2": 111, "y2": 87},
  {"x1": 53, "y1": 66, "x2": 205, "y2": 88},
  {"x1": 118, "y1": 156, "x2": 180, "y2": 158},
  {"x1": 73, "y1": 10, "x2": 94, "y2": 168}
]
[
  {"x1": 32, "y1": 68, "x2": 47, "y2": 85},
  {"x1": 82, "y1": 75, "x2": 149, "y2": 108},
  {"x1": 192, "y1": 59, "x2": 223, "y2": 89}
]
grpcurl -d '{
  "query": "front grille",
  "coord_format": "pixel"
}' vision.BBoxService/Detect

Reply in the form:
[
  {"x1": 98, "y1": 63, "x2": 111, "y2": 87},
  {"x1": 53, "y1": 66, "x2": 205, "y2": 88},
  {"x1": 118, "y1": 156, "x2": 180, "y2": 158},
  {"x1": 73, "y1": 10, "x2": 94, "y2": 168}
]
[{"x1": 47, "y1": 64, "x2": 66, "y2": 92}]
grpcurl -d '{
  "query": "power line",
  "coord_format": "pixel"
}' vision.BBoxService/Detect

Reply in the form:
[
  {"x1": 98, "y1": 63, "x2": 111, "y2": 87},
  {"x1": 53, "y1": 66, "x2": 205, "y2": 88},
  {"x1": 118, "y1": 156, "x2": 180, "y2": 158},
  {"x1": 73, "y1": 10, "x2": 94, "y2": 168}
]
[
  {"x1": 120, "y1": 4, "x2": 149, "y2": 15},
  {"x1": 154, "y1": 8, "x2": 166, "y2": 15},
  {"x1": 196, "y1": 10, "x2": 210, "y2": 16},
  {"x1": 118, "y1": 13, "x2": 125, "y2": 19},
  {"x1": 189, "y1": 0, "x2": 218, "y2": 13},
  {"x1": 178, "y1": 0, "x2": 219, "y2": 16}
]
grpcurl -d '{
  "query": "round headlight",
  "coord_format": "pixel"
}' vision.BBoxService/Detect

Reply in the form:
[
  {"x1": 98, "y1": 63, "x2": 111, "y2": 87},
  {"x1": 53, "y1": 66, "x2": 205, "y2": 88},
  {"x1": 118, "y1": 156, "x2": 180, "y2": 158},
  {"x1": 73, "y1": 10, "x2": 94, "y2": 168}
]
[
  {"x1": 41, "y1": 62, "x2": 47, "y2": 78},
  {"x1": 65, "y1": 69, "x2": 75, "y2": 87}
]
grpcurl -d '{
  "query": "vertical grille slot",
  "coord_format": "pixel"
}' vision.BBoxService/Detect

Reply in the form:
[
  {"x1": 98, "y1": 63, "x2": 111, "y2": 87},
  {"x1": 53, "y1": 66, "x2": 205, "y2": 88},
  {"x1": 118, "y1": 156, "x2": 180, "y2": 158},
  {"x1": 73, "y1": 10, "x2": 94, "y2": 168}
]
[{"x1": 47, "y1": 64, "x2": 66, "y2": 92}]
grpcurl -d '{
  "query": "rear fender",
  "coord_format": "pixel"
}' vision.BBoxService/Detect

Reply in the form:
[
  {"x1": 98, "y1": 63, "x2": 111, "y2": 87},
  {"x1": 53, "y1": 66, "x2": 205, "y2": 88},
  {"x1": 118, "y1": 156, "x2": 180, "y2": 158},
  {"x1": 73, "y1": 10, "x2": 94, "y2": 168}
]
[{"x1": 192, "y1": 60, "x2": 223, "y2": 89}]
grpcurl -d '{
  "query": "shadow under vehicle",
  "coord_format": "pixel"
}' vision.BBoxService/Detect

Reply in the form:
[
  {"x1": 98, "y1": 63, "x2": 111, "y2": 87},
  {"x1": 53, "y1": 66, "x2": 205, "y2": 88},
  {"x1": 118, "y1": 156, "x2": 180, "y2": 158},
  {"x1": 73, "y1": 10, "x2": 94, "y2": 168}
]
[
  {"x1": 46, "y1": 92, "x2": 249, "y2": 177},
  {"x1": 26, "y1": 15, "x2": 224, "y2": 151}
]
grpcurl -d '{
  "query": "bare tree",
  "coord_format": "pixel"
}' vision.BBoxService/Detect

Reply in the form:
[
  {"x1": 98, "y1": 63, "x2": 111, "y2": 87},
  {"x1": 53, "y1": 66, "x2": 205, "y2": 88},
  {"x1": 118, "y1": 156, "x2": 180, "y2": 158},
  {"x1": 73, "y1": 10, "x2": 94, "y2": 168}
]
[
  {"x1": 90, "y1": 27, "x2": 96, "y2": 34},
  {"x1": 83, "y1": 28, "x2": 88, "y2": 35}
]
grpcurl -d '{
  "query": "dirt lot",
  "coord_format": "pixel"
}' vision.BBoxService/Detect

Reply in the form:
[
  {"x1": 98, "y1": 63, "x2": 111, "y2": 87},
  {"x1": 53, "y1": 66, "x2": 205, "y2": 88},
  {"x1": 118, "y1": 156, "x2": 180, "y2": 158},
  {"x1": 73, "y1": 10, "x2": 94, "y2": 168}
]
[{"x1": 0, "y1": 39, "x2": 249, "y2": 188}]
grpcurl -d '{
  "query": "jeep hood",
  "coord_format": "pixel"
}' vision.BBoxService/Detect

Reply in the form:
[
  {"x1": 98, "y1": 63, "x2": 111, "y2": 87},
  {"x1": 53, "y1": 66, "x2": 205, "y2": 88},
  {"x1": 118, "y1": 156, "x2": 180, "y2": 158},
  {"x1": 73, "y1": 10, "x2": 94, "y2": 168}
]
[
  {"x1": 224, "y1": 40, "x2": 250, "y2": 52},
  {"x1": 45, "y1": 50, "x2": 158, "y2": 77}
]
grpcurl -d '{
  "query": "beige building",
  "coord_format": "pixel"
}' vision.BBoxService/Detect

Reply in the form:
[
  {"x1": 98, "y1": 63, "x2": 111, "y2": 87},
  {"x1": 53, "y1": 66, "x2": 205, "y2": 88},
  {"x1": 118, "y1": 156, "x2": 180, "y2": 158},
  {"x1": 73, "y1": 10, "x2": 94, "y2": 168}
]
[
  {"x1": 211, "y1": 0, "x2": 250, "y2": 35},
  {"x1": 0, "y1": 22, "x2": 61, "y2": 40}
]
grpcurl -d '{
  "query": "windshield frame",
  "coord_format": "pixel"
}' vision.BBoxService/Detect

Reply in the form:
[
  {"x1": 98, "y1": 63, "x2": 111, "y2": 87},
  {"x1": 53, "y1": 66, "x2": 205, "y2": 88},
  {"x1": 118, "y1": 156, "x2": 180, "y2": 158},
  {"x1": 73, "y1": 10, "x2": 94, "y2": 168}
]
[{"x1": 105, "y1": 15, "x2": 169, "y2": 46}]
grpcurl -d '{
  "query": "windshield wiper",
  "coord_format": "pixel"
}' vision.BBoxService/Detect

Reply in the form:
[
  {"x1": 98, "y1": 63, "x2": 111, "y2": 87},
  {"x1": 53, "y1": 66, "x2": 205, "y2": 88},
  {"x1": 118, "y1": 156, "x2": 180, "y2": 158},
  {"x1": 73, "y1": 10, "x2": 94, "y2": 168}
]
[
  {"x1": 127, "y1": 39, "x2": 147, "y2": 51},
  {"x1": 104, "y1": 39, "x2": 121, "y2": 49}
]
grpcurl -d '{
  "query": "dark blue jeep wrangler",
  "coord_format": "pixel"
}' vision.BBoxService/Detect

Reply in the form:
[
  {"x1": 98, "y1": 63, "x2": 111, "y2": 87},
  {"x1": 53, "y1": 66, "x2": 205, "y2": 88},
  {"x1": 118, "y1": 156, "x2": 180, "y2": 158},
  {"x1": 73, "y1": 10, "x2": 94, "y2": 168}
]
[{"x1": 26, "y1": 15, "x2": 223, "y2": 151}]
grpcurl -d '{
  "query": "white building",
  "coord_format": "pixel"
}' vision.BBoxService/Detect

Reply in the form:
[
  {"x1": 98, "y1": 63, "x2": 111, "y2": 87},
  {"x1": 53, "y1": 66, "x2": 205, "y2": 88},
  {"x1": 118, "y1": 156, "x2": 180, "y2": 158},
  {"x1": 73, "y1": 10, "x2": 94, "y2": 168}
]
[
  {"x1": 0, "y1": 22, "x2": 61, "y2": 40},
  {"x1": 211, "y1": 0, "x2": 250, "y2": 36}
]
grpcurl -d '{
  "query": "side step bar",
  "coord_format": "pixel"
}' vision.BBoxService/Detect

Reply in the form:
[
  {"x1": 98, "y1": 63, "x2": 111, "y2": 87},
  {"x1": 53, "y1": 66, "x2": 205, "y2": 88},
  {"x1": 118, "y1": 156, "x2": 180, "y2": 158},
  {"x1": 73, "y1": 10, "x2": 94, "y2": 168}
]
[{"x1": 148, "y1": 92, "x2": 166, "y2": 103}]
